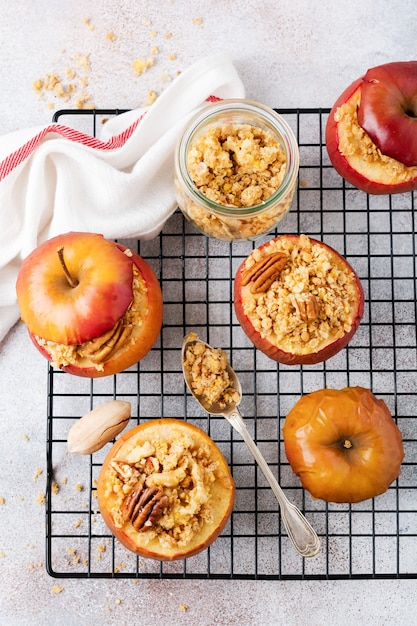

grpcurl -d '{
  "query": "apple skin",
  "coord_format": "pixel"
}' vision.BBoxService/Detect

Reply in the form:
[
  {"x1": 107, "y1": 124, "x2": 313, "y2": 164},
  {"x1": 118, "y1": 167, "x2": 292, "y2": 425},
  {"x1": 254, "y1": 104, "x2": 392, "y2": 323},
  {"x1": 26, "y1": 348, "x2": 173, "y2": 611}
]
[
  {"x1": 283, "y1": 387, "x2": 404, "y2": 503},
  {"x1": 16, "y1": 232, "x2": 134, "y2": 345},
  {"x1": 326, "y1": 74, "x2": 417, "y2": 195},
  {"x1": 97, "y1": 419, "x2": 235, "y2": 561},
  {"x1": 357, "y1": 61, "x2": 417, "y2": 167},
  {"x1": 16, "y1": 233, "x2": 163, "y2": 378},
  {"x1": 233, "y1": 235, "x2": 364, "y2": 366}
]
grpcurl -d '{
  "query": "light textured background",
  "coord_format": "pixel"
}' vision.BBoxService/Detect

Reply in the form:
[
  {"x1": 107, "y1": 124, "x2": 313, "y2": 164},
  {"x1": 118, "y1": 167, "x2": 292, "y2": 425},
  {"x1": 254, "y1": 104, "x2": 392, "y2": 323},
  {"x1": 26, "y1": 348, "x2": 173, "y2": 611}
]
[{"x1": 1, "y1": 1, "x2": 417, "y2": 624}]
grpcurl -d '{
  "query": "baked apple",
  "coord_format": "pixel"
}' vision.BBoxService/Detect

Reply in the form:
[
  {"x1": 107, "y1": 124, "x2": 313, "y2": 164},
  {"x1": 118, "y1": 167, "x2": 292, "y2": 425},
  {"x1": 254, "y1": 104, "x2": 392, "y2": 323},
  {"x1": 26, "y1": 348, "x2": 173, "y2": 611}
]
[
  {"x1": 233, "y1": 234, "x2": 364, "y2": 365},
  {"x1": 97, "y1": 419, "x2": 235, "y2": 561},
  {"x1": 283, "y1": 387, "x2": 404, "y2": 503},
  {"x1": 15, "y1": 232, "x2": 163, "y2": 377},
  {"x1": 325, "y1": 61, "x2": 417, "y2": 194}
]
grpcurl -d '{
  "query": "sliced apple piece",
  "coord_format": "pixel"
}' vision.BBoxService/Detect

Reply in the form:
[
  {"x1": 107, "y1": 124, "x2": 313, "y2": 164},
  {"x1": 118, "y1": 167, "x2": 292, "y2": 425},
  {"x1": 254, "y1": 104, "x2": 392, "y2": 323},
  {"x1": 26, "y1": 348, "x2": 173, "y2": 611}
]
[{"x1": 325, "y1": 63, "x2": 417, "y2": 195}]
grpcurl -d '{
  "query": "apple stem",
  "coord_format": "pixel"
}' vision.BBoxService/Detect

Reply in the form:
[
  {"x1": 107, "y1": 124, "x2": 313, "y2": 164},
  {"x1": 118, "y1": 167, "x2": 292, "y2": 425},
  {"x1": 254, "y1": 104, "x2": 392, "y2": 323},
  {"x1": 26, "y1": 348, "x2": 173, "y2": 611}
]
[{"x1": 57, "y1": 246, "x2": 79, "y2": 288}]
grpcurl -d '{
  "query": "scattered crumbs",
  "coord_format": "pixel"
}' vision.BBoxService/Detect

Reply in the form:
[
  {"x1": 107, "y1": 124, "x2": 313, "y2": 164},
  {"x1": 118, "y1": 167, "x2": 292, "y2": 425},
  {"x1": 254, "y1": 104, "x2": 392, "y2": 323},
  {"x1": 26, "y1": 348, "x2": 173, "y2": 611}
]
[
  {"x1": 97, "y1": 544, "x2": 106, "y2": 553},
  {"x1": 33, "y1": 469, "x2": 43, "y2": 482},
  {"x1": 75, "y1": 483, "x2": 84, "y2": 492},
  {"x1": 36, "y1": 493, "x2": 46, "y2": 505},
  {"x1": 142, "y1": 18, "x2": 152, "y2": 26},
  {"x1": 23, "y1": 434, "x2": 30, "y2": 442},
  {"x1": 179, "y1": 604, "x2": 189, "y2": 612},
  {"x1": 93, "y1": 479, "x2": 98, "y2": 488},
  {"x1": 82, "y1": 17, "x2": 95, "y2": 31},
  {"x1": 115, "y1": 599, "x2": 122, "y2": 606},
  {"x1": 192, "y1": 17, "x2": 203, "y2": 26},
  {"x1": 149, "y1": 30, "x2": 158, "y2": 38},
  {"x1": 145, "y1": 90, "x2": 158, "y2": 106},
  {"x1": 159, "y1": 73, "x2": 172, "y2": 83},
  {"x1": 51, "y1": 585, "x2": 64, "y2": 594},
  {"x1": 131, "y1": 579, "x2": 139, "y2": 585},
  {"x1": 92, "y1": 490, "x2": 98, "y2": 500},
  {"x1": 150, "y1": 46, "x2": 159, "y2": 55},
  {"x1": 104, "y1": 605, "x2": 111, "y2": 612},
  {"x1": 165, "y1": 32, "x2": 172, "y2": 39},
  {"x1": 66, "y1": 547, "x2": 77, "y2": 556},
  {"x1": 132, "y1": 57, "x2": 154, "y2": 77},
  {"x1": 74, "y1": 518, "x2": 83, "y2": 529},
  {"x1": 0, "y1": 497, "x2": 5, "y2": 505},
  {"x1": 61, "y1": 477, "x2": 68, "y2": 485},
  {"x1": 168, "y1": 53, "x2": 176, "y2": 61},
  {"x1": 116, "y1": 562, "x2": 126, "y2": 571},
  {"x1": 33, "y1": 52, "x2": 93, "y2": 110},
  {"x1": 300, "y1": 179, "x2": 308, "y2": 187},
  {"x1": 0, "y1": 550, "x2": 5, "y2": 558},
  {"x1": 51, "y1": 481, "x2": 60, "y2": 495},
  {"x1": 17, "y1": 496, "x2": 25, "y2": 502},
  {"x1": 106, "y1": 31, "x2": 116, "y2": 42},
  {"x1": 75, "y1": 52, "x2": 91, "y2": 72}
]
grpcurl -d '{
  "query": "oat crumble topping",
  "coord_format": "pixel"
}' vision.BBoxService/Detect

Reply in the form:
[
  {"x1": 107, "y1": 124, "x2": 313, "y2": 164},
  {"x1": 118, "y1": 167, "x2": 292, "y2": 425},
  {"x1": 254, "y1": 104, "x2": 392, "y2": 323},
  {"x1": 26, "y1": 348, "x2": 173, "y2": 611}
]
[
  {"x1": 241, "y1": 235, "x2": 361, "y2": 355},
  {"x1": 183, "y1": 334, "x2": 240, "y2": 408},
  {"x1": 187, "y1": 123, "x2": 286, "y2": 208},
  {"x1": 177, "y1": 122, "x2": 296, "y2": 240},
  {"x1": 104, "y1": 429, "x2": 223, "y2": 549}
]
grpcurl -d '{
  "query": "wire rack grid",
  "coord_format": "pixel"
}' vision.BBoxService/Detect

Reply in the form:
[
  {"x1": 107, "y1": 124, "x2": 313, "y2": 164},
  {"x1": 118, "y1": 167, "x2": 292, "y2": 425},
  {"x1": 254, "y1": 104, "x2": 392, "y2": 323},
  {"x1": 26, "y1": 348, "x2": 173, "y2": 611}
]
[{"x1": 45, "y1": 107, "x2": 417, "y2": 580}]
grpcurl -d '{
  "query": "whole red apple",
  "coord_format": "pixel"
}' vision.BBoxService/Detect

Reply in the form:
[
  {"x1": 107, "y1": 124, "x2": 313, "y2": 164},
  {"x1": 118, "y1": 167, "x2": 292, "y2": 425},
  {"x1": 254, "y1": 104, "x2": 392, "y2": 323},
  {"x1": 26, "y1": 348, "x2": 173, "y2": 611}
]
[
  {"x1": 233, "y1": 234, "x2": 364, "y2": 365},
  {"x1": 326, "y1": 61, "x2": 417, "y2": 194},
  {"x1": 283, "y1": 387, "x2": 404, "y2": 503},
  {"x1": 16, "y1": 232, "x2": 163, "y2": 377}
]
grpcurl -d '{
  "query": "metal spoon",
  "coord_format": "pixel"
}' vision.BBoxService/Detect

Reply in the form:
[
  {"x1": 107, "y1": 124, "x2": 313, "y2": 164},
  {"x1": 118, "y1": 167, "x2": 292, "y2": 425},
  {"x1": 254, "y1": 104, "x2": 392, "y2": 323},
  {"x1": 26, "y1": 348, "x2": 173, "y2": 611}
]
[{"x1": 181, "y1": 334, "x2": 320, "y2": 558}]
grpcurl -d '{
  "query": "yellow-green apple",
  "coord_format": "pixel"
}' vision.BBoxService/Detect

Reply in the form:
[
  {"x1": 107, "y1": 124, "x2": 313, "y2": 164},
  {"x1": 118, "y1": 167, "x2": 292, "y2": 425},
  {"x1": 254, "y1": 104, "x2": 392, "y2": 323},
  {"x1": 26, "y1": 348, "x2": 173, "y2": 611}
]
[
  {"x1": 233, "y1": 234, "x2": 364, "y2": 365},
  {"x1": 16, "y1": 232, "x2": 163, "y2": 377},
  {"x1": 326, "y1": 61, "x2": 417, "y2": 194},
  {"x1": 283, "y1": 387, "x2": 404, "y2": 503}
]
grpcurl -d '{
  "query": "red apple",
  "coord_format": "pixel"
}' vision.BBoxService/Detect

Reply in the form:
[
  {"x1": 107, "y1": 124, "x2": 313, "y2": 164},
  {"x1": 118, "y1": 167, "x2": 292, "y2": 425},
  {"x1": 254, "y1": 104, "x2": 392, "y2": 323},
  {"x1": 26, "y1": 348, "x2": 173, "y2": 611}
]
[
  {"x1": 97, "y1": 419, "x2": 235, "y2": 561},
  {"x1": 16, "y1": 232, "x2": 163, "y2": 377},
  {"x1": 325, "y1": 61, "x2": 417, "y2": 194},
  {"x1": 233, "y1": 234, "x2": 364, "y2": 365},
  {"x1": 283, "y1": 387, "x2": 404, "y2": 503}
]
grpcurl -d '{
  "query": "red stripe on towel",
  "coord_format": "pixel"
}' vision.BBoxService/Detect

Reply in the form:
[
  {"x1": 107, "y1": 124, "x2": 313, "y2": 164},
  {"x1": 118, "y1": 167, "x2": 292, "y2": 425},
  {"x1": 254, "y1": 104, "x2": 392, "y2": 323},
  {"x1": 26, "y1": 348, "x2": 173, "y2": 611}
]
[{"x1": 0, "y1": 116, "x2": 142, "y2": 181}]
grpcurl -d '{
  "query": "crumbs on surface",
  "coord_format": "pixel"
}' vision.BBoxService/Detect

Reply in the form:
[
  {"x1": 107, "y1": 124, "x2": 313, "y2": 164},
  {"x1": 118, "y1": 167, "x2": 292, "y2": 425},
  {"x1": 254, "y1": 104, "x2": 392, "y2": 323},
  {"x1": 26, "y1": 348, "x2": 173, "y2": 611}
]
[
  {"x1": 36, "y1": 493, "x2": 46, "y2": 504},
  {"x1": 32, "y1": 16, "x2": 186, "y2": 110},
  {"x1": 51, "y1": 585, "x2": 64, "y2": 594}
]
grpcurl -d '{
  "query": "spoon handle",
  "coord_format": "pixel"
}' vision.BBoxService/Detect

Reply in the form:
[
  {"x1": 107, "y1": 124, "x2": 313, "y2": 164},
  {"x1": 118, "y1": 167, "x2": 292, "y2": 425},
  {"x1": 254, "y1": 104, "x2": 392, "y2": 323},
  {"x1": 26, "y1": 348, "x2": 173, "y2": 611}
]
[{"x1": 224, "y1": 408, "x2": 320, "y2": 558}]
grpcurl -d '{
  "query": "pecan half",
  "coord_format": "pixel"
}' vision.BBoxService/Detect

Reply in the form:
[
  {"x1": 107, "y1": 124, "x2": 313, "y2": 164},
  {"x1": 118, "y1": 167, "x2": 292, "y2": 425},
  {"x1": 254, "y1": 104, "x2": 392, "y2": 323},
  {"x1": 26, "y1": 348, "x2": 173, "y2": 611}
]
[
  {"x1": 241, "y1": 252, "x2": 287, "y2": 294},
  {"x1": 292, "y1": 293, "x2": 319, "y2": 322},
  {"x1": 121, "y1": 483, "x2": 168, "y2": 532},
  {"x1": 79, "y1": 319, "x2": 133, "y2": 363}
]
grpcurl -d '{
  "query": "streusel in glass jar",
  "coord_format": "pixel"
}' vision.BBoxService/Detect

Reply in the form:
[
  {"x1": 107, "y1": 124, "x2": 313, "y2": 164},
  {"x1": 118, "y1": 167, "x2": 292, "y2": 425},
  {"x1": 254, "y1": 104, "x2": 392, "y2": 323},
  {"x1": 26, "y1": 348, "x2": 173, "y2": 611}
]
[{"x1": 174, "y1": 99, "x2": 299, "y2": 241}]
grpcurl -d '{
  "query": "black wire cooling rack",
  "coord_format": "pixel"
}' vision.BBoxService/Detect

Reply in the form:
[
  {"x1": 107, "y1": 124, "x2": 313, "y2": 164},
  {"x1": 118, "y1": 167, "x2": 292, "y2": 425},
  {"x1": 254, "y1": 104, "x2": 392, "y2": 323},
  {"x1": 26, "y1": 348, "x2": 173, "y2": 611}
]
[{"x1": 45, "y1": 108, "x2": 417, "y2": 580}]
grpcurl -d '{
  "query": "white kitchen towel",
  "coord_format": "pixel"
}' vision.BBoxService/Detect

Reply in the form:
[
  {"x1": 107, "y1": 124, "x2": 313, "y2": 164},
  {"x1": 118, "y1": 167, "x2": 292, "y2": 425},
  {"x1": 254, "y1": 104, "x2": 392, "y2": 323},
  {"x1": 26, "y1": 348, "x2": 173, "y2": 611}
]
[{"x1": 0, "y1": 53, "x2": 245, "y2": 344}]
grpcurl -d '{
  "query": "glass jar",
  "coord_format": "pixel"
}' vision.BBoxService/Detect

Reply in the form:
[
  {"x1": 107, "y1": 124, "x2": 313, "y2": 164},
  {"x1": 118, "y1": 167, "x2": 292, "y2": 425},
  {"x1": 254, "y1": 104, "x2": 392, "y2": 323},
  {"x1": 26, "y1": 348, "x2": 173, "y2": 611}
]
[{"x1": 174, "y1": 99, "x2": 299, "y2": 241}]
